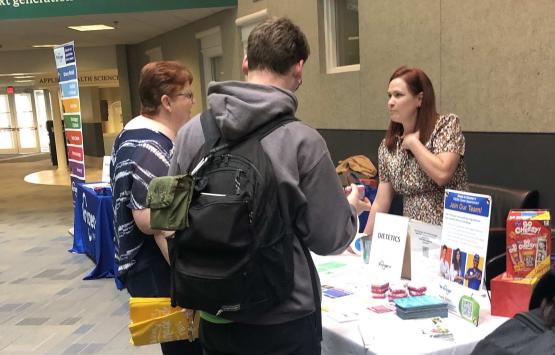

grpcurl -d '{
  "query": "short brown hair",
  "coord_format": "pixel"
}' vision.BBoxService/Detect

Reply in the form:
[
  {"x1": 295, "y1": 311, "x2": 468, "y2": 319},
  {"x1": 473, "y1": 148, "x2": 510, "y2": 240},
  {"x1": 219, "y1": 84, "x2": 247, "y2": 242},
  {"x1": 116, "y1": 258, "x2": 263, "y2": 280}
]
[
  {"x1": 384, "y1": 66, "x2": 438, "y2": 151},
  {"x1": 139, "y1": 61, "x2": 193, "y2": 116},
  {"x1": 247, "y1": 17, "x2": 310, "y2": 75}
]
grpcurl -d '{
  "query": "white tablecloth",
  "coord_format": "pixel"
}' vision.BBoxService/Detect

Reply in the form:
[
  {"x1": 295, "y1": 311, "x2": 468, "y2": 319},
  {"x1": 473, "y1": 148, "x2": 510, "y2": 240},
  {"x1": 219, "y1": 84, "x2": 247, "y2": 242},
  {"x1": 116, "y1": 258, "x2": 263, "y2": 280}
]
[{"x1": 315, "y1": 254, "x2": 508, "y2": 355}]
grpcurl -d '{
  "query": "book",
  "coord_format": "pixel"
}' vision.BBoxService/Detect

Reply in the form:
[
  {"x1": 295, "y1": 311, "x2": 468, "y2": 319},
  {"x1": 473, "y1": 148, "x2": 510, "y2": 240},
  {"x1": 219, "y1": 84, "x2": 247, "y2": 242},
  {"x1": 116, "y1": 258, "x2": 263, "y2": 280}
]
[
  {"x1": 396, "y1": 307, "x2": 448, "y2": 320},
  {"x1": 394, "y1": 295, "x2": 447, "y2": 311},
  {"x1": 394, "y1": 295, "x2": 448, "y2": 320}
]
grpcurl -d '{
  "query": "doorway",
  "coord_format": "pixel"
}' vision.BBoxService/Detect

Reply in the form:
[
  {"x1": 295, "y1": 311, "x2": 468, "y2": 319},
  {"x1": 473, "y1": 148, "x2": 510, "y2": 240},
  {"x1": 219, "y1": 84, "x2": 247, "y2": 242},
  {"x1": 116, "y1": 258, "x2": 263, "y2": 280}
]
[{"x1": 0, "y1": 89, "x2": 51, "y2": 155}]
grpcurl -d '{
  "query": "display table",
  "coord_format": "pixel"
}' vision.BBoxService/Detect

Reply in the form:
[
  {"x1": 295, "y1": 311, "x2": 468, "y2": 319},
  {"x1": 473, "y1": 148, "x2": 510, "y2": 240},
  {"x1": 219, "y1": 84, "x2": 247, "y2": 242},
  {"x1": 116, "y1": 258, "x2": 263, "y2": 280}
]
[
  {"x1": 71, "y1": 182, "x2": 122, "y2": 289},
  {"x1": 315, "y1": 254, "x2": 508, "y2": 355}
]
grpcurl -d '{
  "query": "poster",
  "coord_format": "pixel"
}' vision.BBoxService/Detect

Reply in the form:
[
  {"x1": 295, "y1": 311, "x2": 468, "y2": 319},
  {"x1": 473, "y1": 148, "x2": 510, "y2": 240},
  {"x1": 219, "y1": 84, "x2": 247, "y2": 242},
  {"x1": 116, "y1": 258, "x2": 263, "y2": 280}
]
[
  {"x1": 53, "y1": 41, "x2": 85, "y2": 203},
  {"x1": 438, "y1": 190, "x2": 491, "y2": 325}
]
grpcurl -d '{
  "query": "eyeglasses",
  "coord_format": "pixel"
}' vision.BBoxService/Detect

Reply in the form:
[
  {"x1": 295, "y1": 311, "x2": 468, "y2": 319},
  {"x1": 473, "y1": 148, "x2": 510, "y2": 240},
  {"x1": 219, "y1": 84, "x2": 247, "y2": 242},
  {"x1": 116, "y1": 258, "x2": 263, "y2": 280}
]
[{"x1": 175, "y1": 91, "x2": 194, "y2": 100}]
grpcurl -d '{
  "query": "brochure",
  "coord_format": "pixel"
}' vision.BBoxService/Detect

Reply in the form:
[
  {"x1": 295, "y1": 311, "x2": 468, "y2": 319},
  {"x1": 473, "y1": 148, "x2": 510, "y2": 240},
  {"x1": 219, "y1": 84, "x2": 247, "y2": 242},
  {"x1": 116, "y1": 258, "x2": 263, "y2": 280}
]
[{"x1": 438, "y1": 190, "x2": 491, "y2": 326}]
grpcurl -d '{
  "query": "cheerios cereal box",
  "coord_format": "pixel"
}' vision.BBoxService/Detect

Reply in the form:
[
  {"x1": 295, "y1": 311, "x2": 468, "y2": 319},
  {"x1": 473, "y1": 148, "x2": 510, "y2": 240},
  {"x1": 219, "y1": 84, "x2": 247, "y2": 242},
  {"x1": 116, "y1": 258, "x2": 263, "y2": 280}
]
[{"x1": 506, "y1": 210, "x2": 551, "y2": 278}]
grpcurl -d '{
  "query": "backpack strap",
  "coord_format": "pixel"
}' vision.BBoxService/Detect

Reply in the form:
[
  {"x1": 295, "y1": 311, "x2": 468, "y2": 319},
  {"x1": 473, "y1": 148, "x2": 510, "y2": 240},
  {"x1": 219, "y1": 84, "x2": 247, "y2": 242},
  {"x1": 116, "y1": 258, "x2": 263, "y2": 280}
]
[
  {"x1": 200, "y1": 111, "x2": 298, "y2": 156},
  {"x1": 253, "y1": 114, "x2": 298, "y2": 141},
  {"x1": 199, "y1": 110, "x2": 222, "y2": 155},
  {"x1": 297, "y1": 237, "x2": 323, "y2": 340}
]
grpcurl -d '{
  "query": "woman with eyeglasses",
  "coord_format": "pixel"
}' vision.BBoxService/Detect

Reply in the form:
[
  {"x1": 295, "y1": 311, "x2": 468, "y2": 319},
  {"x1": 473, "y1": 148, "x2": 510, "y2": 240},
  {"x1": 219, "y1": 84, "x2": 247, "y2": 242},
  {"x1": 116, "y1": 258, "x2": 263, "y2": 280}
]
[
  {"x1": 110, "y1": 61, "x2": 201, "y2": 354},
  {"x1": 363, "y1": 66, "x2": 468, "y2": 237}
]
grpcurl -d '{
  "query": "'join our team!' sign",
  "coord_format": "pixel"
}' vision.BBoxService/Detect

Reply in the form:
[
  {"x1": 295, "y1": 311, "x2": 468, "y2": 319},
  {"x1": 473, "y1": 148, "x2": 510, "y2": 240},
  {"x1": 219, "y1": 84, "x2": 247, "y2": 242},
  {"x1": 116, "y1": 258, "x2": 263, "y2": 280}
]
[{"x1": 53, "y1": 41, "x2": 85, "y2": 204}]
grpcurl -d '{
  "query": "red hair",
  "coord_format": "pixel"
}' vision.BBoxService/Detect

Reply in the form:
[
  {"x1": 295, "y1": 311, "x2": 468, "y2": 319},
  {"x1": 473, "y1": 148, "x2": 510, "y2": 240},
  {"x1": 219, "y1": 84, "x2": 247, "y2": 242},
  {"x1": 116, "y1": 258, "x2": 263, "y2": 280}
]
[
  {"x1": 384, "y1": 66, "x2": 438, "y2": 151},
  {"x1": 139, "y1": 61, "x2": 193, "y2": 116}
]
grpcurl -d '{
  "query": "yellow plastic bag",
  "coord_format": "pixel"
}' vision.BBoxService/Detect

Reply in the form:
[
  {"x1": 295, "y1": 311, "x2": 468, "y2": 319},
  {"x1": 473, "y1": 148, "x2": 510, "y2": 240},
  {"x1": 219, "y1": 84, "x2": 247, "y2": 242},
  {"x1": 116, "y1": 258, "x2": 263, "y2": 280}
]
[{"x1": 128, "y1": 297, "x2": 199, "y2": 346}]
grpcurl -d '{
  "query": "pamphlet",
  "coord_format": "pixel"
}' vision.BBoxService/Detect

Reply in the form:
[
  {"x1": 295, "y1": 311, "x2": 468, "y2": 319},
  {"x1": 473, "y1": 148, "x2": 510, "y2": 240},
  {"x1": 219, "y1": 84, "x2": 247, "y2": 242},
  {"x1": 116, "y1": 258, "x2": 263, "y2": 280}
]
[
  {"x1": 101, "y1": 155, "x2": 111, "y2": 182},
  {"x1": 408, "y1": 220, "x2": 442, "y2": 282},
  {"x1": 438, "y1": 190, "x2": 491, "y2": 325}
]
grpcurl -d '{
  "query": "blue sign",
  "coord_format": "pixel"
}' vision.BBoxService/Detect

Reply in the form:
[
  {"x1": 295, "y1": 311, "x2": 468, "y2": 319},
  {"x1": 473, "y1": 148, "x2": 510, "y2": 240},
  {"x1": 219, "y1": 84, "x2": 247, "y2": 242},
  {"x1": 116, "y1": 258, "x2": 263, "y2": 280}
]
[
  {"x1": 57, "y1": 65, "x2": 77, "y2": 82},
  {"x1": 64, "y1": 44, "x2": 76, "y2": 64},
  {"x1": 60, "y1": 81, "x2": 78, "y2": 98},
  {"x1": 444, "y1": 191, "x2": 491, "y2": 217}
]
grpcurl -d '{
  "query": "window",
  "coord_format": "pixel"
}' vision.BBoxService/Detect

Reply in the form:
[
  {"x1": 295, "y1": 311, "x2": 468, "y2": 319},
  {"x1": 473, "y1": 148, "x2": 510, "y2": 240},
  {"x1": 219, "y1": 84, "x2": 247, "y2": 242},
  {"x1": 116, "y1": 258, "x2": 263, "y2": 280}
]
[
  {"x1": 210, "y1": 56, "x2": 224, "y2": 82},
  {"x1": 323, "y1": 0, "x2": 360, "y2": 73},
  {"x1": 195, "y1": 27, "x2": 223, "y2": 107},
  {"x1": 235, "y1": 9, "x2": 269, "y2": 56}
]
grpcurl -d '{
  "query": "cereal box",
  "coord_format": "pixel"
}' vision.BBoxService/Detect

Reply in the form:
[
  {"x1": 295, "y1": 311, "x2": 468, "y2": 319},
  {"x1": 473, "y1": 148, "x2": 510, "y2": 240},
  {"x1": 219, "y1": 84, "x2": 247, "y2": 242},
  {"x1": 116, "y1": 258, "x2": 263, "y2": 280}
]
[{"x1": 506, "y1": 210, "x2": 551, "y2": 278}]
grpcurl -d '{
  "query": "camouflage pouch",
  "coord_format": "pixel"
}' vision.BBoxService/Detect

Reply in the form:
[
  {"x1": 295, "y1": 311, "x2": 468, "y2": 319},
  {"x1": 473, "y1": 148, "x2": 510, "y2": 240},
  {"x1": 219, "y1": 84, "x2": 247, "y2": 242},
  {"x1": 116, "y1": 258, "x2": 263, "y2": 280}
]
[{"x1": 146, "y1": 175, "x2": 194, "y2": 231}]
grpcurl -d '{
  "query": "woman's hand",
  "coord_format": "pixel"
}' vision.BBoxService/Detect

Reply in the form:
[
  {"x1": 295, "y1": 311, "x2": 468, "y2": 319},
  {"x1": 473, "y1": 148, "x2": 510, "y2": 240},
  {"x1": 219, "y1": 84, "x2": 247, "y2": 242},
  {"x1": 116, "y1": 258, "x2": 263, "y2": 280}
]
[
  {"x1": 400, "y1": 130, "x2": 461, "y2": 186},
  {"x1": 401, "y1": 131, "x2": 420, "y2": 152}
]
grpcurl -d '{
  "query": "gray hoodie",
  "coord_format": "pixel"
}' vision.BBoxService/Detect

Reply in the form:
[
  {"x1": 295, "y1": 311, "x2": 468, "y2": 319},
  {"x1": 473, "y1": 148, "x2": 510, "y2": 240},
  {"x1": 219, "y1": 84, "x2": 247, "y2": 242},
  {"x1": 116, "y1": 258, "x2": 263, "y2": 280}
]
[{"x1": 169, "y1": 81, "x2": 357, "y2": 324}]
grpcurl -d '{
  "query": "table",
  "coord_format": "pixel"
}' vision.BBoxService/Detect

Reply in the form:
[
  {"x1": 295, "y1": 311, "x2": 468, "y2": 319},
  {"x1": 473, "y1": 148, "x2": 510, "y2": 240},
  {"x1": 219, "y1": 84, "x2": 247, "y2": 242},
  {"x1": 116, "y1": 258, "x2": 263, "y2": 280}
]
[
  {"x1": 70, "y1": 182, "x2": 122, "y2": 289},
  {"x1": 315, "y1": 254, "x2": 508, "y2": 355}
]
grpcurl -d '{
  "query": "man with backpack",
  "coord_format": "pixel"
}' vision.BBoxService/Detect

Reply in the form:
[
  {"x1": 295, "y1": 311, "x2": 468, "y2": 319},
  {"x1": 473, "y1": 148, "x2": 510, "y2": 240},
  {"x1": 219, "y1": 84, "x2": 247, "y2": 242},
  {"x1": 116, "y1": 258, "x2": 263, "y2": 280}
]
[{"x1": 167, "y1": 17, "x2": 371, "y2": 355}]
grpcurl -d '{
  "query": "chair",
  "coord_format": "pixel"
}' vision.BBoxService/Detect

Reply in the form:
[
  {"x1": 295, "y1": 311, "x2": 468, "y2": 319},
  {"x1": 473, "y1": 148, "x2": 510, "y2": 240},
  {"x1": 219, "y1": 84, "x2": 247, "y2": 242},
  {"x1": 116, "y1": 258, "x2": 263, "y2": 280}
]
[{"x1": 468, "y1": 183, "x2": 539, "y2": 289}]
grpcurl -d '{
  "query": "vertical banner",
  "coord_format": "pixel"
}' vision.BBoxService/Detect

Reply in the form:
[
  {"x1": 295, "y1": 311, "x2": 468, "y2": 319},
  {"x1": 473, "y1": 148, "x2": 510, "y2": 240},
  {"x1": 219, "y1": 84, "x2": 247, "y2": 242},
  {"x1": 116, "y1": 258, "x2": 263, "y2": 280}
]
[
  {"x1": 438, "y1": 189, "x2": 491, "y2": 326},
  {"x1": 53, "y1": 41, "x2": 85, "y2": 203}
]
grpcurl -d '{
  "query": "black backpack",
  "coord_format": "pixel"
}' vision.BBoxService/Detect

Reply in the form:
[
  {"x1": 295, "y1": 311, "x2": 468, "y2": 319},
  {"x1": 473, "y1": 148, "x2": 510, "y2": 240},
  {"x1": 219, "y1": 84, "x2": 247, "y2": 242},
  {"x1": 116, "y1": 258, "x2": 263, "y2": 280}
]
[
  {"x1": 169, "y1": 110, "x2": 302, "y2": 317},
  {"x1": 472, "y1": 269, "x2": 555, "y2": 355},
  {"x1": 470, "y1": 308, "x2": 555, "y2": 355}
]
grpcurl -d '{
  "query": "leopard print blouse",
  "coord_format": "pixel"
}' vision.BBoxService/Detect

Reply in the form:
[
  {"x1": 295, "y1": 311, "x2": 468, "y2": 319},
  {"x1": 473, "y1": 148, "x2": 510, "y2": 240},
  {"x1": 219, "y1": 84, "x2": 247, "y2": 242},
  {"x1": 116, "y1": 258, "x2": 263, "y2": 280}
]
[{"x1": 378, "y1": 113, "x2": 468, "y2": 225}]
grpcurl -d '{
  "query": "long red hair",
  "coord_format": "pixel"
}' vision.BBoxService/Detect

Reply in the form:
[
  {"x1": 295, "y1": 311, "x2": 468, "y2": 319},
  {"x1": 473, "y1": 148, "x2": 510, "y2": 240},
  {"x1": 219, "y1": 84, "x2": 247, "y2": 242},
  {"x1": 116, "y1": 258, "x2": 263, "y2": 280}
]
[{"x1": 384, "y1": 66, "x2": 438, "y2": 151}]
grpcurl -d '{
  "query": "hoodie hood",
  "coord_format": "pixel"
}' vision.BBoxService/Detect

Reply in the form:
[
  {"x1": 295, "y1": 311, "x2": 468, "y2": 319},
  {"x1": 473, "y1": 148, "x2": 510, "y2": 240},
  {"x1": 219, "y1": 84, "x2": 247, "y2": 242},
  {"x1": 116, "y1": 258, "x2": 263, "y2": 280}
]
[{"x1": 207, "y1": 81, "x2": 298, "y2": 141}]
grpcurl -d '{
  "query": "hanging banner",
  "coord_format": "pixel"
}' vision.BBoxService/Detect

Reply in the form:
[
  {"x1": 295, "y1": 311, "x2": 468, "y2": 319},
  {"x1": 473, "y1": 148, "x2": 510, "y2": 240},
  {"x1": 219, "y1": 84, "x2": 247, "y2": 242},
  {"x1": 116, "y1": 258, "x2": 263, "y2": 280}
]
[
  {"x1": 53, "y1": 41, "x2": 85, "y2": 203},
  {"x1": 438, "y1": 189, "x2": 491, "y2": 326}
]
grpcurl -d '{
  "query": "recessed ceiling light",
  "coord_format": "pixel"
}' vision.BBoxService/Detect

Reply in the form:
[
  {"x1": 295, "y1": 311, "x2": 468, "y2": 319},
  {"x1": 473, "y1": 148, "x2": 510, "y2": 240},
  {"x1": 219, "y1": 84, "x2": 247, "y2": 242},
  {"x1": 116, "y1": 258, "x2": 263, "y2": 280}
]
[
  {"x1": 14, "y1": 80, "x2": 34, "y2": 83},
  {"x1": 32, "y1": 44, "x2": 60, "y2": 48},
  {"x1": 68, "y1": 24, "x2": 114, "y2": 32}
]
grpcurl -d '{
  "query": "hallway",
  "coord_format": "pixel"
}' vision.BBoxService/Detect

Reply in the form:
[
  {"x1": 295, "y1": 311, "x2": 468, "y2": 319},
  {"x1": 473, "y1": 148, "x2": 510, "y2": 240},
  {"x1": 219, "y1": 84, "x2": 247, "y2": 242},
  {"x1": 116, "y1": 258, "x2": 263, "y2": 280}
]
[{"x1": 0, "y1": 158, "x2": 157, "y2": 354}]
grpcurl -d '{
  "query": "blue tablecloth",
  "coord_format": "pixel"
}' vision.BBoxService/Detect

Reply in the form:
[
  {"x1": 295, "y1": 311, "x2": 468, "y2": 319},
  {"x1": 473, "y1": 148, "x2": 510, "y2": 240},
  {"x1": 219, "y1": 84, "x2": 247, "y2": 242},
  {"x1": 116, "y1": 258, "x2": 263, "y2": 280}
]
[{"x1": 70, "y1": 182, "x2": 123, "y2": 289}]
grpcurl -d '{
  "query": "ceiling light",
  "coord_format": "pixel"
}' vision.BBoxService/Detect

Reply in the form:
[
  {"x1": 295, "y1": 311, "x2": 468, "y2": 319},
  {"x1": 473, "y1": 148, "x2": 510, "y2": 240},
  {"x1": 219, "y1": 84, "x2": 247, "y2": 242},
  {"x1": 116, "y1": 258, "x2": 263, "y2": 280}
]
[
  {"x1": 14, "y1": 80, "x2": 34, "y2": 83},
  {"x1": 32, "y1": 44, "x2": 60, "y2": 48},
  {"x1": 14, "y1": 75, "x2": 35, "y2": 79},
  {"x1": 68, "y1": 24, "x2": 114, "y2": 32}
]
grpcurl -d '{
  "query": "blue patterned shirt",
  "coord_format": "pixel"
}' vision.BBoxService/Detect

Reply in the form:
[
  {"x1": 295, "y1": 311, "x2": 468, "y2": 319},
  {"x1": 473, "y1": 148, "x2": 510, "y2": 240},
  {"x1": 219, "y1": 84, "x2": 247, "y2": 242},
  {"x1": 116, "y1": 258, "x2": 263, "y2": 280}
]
[{"x1": 110, "y1": 128, "x2": 173, "y2": 278}]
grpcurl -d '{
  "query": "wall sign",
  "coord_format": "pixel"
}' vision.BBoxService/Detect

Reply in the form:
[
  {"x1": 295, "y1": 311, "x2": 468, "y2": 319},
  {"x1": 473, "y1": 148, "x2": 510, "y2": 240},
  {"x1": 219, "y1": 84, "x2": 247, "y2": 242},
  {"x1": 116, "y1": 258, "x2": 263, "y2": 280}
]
[{"x1": 0, "y1": 0, "x2": 237, "y2": 20}]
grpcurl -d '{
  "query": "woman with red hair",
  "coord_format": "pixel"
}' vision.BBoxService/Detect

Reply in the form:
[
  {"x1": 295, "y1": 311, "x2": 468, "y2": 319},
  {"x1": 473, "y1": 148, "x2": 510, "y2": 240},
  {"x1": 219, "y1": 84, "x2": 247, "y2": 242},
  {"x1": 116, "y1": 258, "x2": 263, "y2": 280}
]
[{"x1": 363, "y1": 66, "x2": 468, "y2": 236}]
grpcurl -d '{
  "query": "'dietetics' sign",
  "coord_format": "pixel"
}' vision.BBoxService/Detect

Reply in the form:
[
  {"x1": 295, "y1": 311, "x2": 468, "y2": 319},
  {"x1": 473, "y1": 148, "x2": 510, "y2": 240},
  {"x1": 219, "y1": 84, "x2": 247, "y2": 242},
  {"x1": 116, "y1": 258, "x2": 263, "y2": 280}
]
[
  {"x1": 53, "y1": 41, "x2": 85, "y2": 204},
  {"x1": 368, "y1": 213, "x2": 410, "y2": 282}
]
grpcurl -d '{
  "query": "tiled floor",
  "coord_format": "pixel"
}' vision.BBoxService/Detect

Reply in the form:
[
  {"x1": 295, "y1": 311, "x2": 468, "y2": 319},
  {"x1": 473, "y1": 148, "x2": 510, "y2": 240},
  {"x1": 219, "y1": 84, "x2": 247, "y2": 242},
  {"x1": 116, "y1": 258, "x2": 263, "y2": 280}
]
[{"x1": 0, "y1": 159, "x2": 159, "y2": 354}]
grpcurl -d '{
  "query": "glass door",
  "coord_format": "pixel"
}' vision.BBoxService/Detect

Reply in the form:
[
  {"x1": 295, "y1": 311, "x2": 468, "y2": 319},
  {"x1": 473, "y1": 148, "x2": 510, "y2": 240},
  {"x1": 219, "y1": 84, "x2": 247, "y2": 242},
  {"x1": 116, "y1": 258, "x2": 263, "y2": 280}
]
[
  {"x1": 13, "y1": 92, "x2": 40, "y2": 154},
  {"x1": 0, "y1": 94, "x2": 17, "y2": 154},
  {"x1": 33, "y1": 90, "x2": 52, "y2": 153}
]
